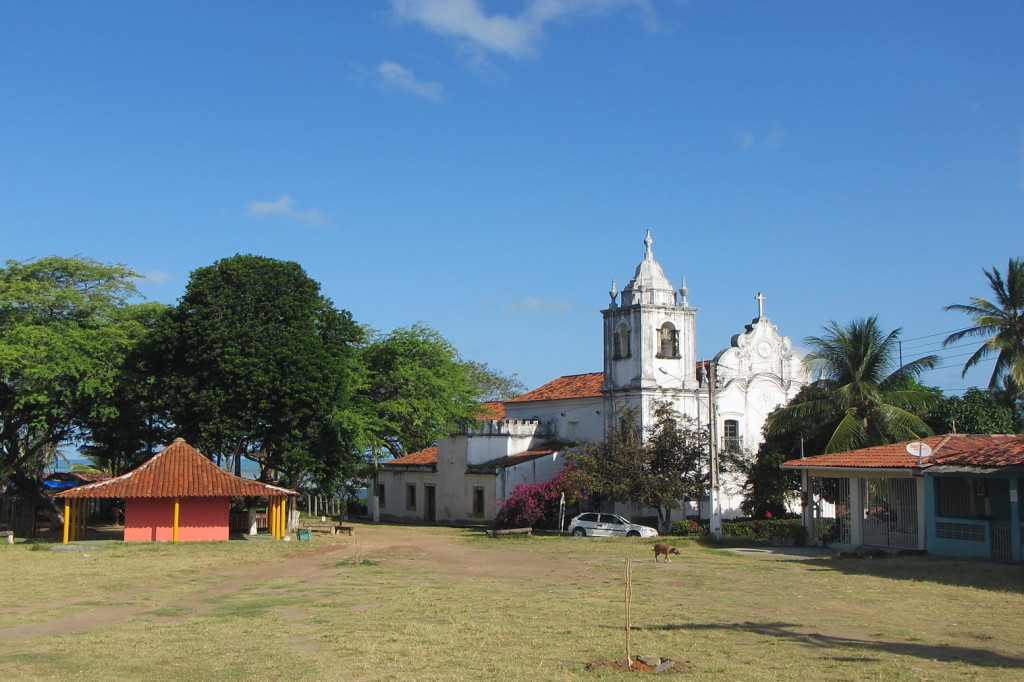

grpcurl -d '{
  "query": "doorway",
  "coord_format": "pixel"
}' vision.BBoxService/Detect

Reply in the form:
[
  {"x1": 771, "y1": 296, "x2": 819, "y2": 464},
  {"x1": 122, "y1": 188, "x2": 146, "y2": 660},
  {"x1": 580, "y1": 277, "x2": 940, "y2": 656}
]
[{"x1": 424, "y1": 485, "x2": 436, "y2": 522}]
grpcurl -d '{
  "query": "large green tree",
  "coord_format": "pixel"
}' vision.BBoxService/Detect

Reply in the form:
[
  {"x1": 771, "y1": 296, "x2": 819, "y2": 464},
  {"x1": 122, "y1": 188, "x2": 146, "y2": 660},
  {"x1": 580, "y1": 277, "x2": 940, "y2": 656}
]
[
  {"x1": 926, "y1": 387, "x2": 1015, "y2": 435},
  {"x1": 360, "y1": 324, "x2": 484, "y2": 458},
  {"x1": 943, "y1": 258, "x2": 1024, "y2": 393},
  {"x1": 0, "y1": 256, "x2": 146, "y2": 512},
  {"x1": 766, "y1": 317, "x2": 940, "y2": 454},
  {"x1": 743, "y1": 384, "x2": 832, "y2": 518},
  {"x1": 149, "y1": 255, "x2": 366, "y2": 489},
  {"x1": 566, "y1": 402, "x2": 709, "y2": 533},
  {"x1": 78, "y1": 300, "x2": 174, "y2": 475}
]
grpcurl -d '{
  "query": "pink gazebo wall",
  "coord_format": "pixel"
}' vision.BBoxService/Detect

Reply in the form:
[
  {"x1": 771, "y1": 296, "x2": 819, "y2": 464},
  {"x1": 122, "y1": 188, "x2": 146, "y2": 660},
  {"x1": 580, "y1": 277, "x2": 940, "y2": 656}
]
[{"x1": 124, "y1": 497, "x2": 230, "y2": 542}]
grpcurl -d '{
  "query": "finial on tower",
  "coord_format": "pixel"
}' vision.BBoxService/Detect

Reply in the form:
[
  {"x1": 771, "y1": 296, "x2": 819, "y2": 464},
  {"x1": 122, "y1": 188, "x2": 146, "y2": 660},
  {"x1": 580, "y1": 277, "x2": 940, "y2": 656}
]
[
  {"x1": 643, "y1": 229, "x2": 654, "y2": 260},
  {"x1": 609, "y1": 279, "x2": 618, "y2": 307},
  {"x1": 679, "y1": 277, "x2": 689, "y2": 307},
  {"x1": 755, "y1": 292, "x2": 767, "y2": 318}
]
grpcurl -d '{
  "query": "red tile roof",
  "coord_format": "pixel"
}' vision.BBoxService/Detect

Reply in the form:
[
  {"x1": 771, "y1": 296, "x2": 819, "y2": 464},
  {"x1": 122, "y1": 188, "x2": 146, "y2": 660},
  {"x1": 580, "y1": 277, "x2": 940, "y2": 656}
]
[
  {"x1": 384, "y1": 446, "x2": 438, "y2": 467},
  {"x1": 477, "y1": 401, "x2": 506, "y2": 419},
  {"x1": 782, "y1": 434, "x2": 1024, "y2": 470},
  {"x1": 55, "y1": 439, "x2": 296, "y2": 499},
  {"x1": 505, "y1": 373, "x2": 604, "y2": 403}
]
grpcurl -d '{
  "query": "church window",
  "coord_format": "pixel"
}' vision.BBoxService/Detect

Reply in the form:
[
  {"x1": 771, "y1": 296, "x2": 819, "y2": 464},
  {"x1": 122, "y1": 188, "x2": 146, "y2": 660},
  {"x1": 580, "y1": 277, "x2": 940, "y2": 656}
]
[
  {"x1": 657, "y1": 323, "x2": 680, "y2": 358},
  {"x1": 405, "y1": 484, "x2": 417, "y2": 511},
  {"x1": 614, "y1": 323, "x2": 631, "y2": 359},
  {"x1": 723, "y1": 420, "x2": 741, "y2": 452}
]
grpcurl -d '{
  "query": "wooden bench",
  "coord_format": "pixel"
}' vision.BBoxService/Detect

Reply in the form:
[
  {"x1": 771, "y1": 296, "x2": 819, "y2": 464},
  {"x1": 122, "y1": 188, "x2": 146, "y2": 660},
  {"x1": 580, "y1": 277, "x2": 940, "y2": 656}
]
[
  {"x1": 485, "y1": 527, "x2": 532, "y2": 537},
  {"x1": 1, "y1": 530, "x2": 13, "y2": 545},
  {"x1": 300, "y1": 523, "x2": 355, "y2": 536}
]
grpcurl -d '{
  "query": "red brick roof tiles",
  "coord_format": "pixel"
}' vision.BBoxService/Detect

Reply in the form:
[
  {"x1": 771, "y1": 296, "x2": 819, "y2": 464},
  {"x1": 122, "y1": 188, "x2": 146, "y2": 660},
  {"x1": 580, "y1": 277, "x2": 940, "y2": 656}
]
[
  {"x1": 384, "y1": 446, "x2": 438, "y2": 467},
  {"x1": 505, "y1": 373, "x2": 604, "y2": 403},
  {"x1": 55, "y1": 439, "x2": 296, "y2": 499},
  {"x1": 477, "y1": 401, "x2": 506, "y2": 419},
  {"x1": 782, "y1": 434, "x2": 1024, "y2": 470}
]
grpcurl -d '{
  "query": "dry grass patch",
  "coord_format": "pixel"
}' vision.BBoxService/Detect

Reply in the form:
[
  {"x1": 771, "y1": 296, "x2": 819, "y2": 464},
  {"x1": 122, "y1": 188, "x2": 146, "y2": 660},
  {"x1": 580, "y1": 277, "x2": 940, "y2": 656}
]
[{"x1": 1, "y1": 526, "x2": 1022, "y2": 680}]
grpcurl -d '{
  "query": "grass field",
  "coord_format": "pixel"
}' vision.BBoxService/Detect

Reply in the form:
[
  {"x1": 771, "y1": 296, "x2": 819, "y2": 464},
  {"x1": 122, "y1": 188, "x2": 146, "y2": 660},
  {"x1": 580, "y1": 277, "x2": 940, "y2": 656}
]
[{"x1": 1, "y1": 523, "x2": 1022, "y2": 680}]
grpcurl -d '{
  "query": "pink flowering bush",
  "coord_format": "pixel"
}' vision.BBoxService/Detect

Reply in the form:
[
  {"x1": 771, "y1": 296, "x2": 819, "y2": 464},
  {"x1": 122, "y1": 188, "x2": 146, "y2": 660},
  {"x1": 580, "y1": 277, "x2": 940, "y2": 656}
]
[{"x1": 493, "y1": 467, "x2": 578, "y2": 530}]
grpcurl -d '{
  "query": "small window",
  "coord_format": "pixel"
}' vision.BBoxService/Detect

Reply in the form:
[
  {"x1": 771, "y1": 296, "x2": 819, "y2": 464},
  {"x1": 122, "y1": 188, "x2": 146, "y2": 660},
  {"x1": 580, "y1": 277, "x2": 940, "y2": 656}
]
[
  {"x1": 377, "y1": 483, "x2": 386, "y2": 508},
  {"x1": 472, "y1": 487, "x2": 485, "y2": 517},
  {"x1": 614, "y1": 323, "x2": 631, "y2": 359},
  {"x1": 723, "y1": 420, "x2": 741, "y2": 452},
  {"x1": 657, "y1": 322, "x2": 680, "y2": 358},
  {"x1": 405, "y1": 483, "x2": 417, "y2": 511}
]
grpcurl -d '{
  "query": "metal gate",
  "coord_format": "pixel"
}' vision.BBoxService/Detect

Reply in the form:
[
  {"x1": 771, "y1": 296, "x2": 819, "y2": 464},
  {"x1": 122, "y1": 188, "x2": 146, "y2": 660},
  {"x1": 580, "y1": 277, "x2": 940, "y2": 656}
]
[
  {"x1": 991, "y1": 520, "x2": 1011, "y2": 560},
  {"x1": 809, "y1": 476, "x2": 851, "y2": 545},
  {"x1": 862, "y1": 478, "x2": 918, "y2": 550}
]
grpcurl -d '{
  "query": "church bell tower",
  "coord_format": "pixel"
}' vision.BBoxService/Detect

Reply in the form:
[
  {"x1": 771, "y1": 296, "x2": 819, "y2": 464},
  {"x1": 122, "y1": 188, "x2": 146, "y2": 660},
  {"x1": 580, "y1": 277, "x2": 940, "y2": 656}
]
[{"x1": 601, "y1": 231, "x2": 699, "y2": 427}]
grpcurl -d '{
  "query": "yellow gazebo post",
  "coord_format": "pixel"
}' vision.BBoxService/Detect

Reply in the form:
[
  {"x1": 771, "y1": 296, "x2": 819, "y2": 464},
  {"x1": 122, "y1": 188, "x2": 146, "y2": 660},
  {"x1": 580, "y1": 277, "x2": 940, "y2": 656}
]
[
  {"x1": 172, "y1": 497, "x2": 180, "y2": 542},
  {"x1": 62, "y1": 499, "x2": 71, "y2": 544},
  {"x1": 269, "y1": 496, "x2": 286, "y2": 540},
  {"x1": 76, "y1": 499, "x2": 86, "y2": 540}
]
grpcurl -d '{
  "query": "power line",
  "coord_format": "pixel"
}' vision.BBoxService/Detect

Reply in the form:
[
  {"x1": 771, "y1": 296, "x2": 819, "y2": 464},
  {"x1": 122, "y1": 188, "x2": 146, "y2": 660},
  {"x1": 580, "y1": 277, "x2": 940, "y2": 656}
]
[{"x1": 901, "y1": 327, "x2": 969, "y2": 342}]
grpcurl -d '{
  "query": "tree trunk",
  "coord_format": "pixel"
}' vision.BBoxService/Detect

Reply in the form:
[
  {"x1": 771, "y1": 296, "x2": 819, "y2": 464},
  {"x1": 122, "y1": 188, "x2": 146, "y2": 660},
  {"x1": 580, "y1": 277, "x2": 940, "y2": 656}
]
[{"x1": 9, "y1": 471, "x2": 63, "y2": 523}]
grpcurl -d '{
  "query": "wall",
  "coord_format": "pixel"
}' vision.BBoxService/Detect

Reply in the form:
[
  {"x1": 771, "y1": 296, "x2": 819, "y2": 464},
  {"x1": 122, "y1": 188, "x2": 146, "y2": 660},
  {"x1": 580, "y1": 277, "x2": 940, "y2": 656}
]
[{"x1": 124, "y1": 497, "x2": 229, "y2": 542}]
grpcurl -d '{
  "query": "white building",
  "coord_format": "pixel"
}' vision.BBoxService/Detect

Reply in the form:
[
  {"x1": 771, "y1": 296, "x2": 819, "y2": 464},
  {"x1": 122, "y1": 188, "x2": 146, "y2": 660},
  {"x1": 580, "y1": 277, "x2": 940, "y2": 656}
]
[{"x1": 377, "y1": 232, "x2": 809, "y2": 526}]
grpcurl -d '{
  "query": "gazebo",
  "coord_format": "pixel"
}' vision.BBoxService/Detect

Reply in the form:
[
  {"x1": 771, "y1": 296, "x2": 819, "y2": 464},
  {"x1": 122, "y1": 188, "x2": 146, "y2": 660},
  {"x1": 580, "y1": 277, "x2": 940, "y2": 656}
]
[{"x1": 55, "y1": 438, "x2": 297, "y2": 542}]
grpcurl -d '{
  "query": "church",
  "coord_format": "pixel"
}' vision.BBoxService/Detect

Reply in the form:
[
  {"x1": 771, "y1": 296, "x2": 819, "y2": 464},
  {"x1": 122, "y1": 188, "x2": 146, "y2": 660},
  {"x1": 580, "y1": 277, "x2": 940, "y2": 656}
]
[{"x1": 376, "y1": 232, "x2": 810, "y2": 527}]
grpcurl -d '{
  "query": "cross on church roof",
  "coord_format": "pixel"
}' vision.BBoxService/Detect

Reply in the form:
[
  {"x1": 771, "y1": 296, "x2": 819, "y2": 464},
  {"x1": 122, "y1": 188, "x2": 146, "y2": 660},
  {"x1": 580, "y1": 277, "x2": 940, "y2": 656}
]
[{"x1": 755, "y1": 292, "x2": 766, "y2": 318}]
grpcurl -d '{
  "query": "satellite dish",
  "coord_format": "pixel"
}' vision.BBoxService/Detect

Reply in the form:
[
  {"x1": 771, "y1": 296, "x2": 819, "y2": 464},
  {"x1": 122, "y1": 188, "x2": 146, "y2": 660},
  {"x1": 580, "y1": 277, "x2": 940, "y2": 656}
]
[{"x1": 906, "y1": 442, "x2": 932, "y2": 459}]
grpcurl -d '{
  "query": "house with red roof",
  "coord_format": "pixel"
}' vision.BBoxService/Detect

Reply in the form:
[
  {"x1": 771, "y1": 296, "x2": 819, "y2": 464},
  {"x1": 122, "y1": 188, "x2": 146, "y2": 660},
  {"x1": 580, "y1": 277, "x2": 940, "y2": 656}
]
[
  {"x1": 782, "y1": 434, "x2": 1024, "y2": 560},
  {"x1": 56, "y1": 438, "x2": 297, "y2": 542},
  {"x1": 377, "y1": 232, "x2": 809, "y2": 527}
]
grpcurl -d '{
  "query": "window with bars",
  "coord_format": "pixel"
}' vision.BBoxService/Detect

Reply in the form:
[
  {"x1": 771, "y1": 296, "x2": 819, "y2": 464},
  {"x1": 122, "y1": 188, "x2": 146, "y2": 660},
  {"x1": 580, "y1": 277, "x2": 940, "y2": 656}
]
[{"x1": 936, "y1": 477, "x2": 986, "y2": 518}]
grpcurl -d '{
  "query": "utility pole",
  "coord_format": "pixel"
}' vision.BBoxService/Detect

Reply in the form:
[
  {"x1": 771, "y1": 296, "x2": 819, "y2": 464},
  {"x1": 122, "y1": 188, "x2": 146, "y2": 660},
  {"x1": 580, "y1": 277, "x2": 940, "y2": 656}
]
[
  {"x1": 702, "y1": 361, "x2": 722, "y2": 539},
  {"x1": 371, "y1": 446, "x2": 381, "y2": 523}
]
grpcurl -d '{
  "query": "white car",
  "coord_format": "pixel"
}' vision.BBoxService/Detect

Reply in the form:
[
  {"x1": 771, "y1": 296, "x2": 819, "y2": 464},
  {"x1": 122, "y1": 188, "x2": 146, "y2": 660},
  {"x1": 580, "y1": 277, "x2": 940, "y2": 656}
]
[{"x1": 567, "y1": 512, "x2": 659, "y2": 538}]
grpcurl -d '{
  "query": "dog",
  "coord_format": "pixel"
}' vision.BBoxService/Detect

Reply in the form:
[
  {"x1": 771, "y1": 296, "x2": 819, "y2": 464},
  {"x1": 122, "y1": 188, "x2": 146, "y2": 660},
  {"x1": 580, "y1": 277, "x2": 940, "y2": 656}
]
[{"x1": 652, "y1": 543, "x2": 681, "y2": 563}]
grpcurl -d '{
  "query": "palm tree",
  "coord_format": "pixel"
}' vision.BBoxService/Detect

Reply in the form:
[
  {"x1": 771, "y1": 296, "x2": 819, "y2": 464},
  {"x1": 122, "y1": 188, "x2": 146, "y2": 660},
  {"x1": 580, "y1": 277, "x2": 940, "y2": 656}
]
[
  {"x1": 943, "y1": 258, "x2": 1024, "y2": 391},
  {"x1": 766, "y1": 317, "x2": 939, "y2": 454}
]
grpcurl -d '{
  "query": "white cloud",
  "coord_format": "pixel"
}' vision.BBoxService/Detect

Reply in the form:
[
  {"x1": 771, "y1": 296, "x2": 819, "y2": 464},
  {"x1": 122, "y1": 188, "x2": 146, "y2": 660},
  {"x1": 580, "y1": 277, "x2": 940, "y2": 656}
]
[
  {"x1": 247, "y1": 196, "x2": 325, "y2": 226},
  {"x1": 392, "y1": 0, "x2": 654, "y2": 60},
  {"x1": 377, "y1": 61, "x2": 443, "y2": 100},
  {"x1": 140, "y1": 270, "x2": 172, "y2": 284},
  {"x1": 736, "y1": 125, "x2": 786, "y2": 152},
  {"x1": 501, "y1": 296, "x2": 572, "y2": 317}
]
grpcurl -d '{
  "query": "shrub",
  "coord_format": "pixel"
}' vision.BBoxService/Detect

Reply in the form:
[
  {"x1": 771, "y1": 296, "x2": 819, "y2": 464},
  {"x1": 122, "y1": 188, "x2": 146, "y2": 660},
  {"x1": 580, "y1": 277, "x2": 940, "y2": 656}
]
[
  {"x1": 670, "y1": 519, "x2": 708, "y2": 537},
  {"x1": 494, "y1": 467, "x2": 578, "y2": 530},
  {"x1": 670, "y1": 518, "x2": 807, "y2": 543}
]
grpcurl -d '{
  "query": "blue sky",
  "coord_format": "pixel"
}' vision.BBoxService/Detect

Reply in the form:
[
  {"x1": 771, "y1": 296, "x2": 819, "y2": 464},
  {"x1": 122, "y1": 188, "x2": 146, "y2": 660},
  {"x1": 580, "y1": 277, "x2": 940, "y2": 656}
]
[{"x1": 3, "y1": 1, "x2": 1022, "y2": 395}]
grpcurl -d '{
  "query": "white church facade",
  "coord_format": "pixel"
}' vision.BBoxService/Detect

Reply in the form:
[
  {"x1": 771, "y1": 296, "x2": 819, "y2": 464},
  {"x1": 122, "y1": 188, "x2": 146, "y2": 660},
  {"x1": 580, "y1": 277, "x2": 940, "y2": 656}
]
[{"x1": 377, "y1": 232, "x2": 810, "y2": 527}]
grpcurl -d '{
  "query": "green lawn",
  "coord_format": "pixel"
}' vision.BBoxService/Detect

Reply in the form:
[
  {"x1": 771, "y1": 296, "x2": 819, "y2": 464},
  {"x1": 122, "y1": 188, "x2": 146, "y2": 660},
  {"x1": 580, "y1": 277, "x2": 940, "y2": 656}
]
[{"x1": 1, "y1": 526, "x2": 1022, "y2": 680}]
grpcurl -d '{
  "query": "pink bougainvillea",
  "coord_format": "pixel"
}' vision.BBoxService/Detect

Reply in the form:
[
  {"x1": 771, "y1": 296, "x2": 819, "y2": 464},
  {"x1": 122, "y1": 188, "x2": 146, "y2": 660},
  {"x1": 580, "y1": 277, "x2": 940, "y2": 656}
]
[{"x1": 493, "y1": 467, "x2": 579, "y2": 530}]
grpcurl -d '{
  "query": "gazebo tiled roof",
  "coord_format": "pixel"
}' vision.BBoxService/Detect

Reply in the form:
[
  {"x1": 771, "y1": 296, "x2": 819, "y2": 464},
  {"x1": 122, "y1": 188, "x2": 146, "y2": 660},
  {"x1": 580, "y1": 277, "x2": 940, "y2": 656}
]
[
  {"x1": 781, "y1": 434, "x2": 1024, "y2": 471},
  {"x1": 55, "y1": 438, "x2": 296, "y2": 499}
]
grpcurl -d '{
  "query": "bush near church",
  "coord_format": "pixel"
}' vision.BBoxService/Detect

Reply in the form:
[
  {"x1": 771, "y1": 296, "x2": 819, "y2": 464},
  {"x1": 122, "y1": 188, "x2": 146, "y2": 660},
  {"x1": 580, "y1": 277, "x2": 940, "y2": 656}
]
[{"x1": 671, "y1": 518, "x2": 807, "y2": 543}]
